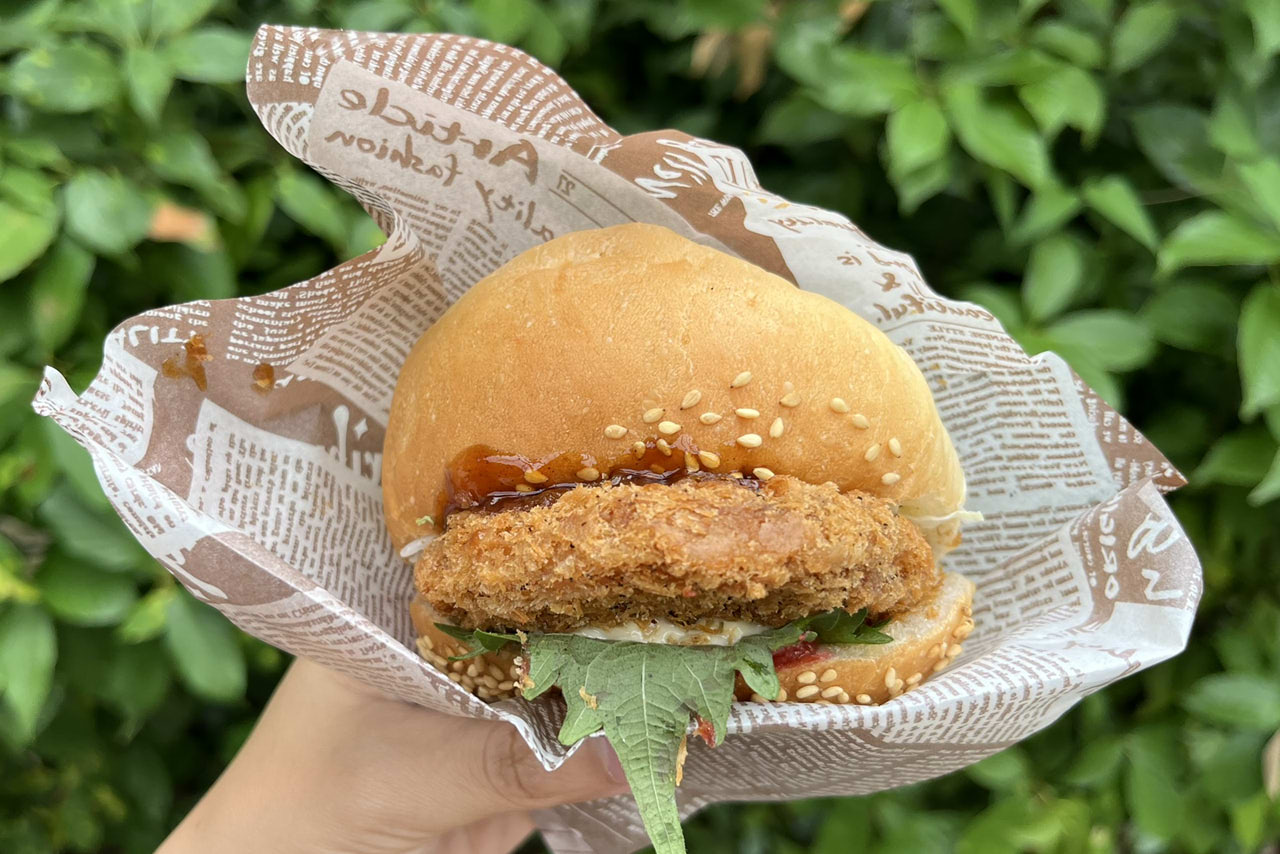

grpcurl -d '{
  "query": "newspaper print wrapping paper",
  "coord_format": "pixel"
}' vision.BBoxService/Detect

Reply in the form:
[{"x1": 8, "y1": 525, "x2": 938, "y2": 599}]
[{"x1": 32, "y1": 26, "x2": 1203, "y2": 854}]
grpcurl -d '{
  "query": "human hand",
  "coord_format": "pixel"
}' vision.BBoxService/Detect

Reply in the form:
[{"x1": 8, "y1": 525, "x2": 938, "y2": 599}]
[{"x1": 157, "y1": 657, "x2": 630, "y2": 854}]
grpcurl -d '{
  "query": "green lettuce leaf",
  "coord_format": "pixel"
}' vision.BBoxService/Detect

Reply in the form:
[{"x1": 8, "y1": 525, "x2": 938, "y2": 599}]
[{"x1": 434, "y1": 609, "x2": 893, "y2": 854}]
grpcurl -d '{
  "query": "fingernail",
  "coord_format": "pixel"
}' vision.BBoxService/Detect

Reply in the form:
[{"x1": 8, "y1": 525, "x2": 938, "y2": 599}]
[{"x1": 589, "y1": 737, "x2": 629, "y2": 787}]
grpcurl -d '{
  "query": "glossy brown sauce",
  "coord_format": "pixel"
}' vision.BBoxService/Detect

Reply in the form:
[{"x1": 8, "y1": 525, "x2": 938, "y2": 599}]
[
  {"x1": 439, "y1": 439, "x2": 761, "y2": 521},
  {"x1": 160, "y1": 333, "x2": 212, "y2": 391},
  {"x1": 252, "y1": 362, "x2": 275, "y2": 394}
]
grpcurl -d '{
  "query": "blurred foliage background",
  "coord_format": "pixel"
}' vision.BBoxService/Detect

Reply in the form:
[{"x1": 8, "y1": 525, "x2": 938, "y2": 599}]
[{"x1": 1, "y1": 0, "x2": 1279, "y2": 851}]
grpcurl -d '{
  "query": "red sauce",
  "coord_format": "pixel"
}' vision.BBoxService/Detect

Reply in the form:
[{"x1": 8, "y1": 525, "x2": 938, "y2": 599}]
[
  {"x1": 693, "y1": 715, "x2": 716, "y2": 747},
  {"x1": 438, "y1": 440, "x2": 762, "y2": 521},
  {"x1": 771, "y1": 640, "x2": 829, "y2": 671}
]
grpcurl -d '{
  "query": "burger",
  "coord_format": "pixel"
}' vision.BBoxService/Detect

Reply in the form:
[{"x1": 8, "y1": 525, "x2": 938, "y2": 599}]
[{"x1": 382, "y1": 223, "x2": 977, "y2": 849}]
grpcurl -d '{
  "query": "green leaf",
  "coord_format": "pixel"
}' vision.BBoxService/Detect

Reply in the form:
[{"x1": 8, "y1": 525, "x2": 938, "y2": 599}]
[
  {"x1": 98, "y1": 641, "x2": 171, "y2": 723},
  {"x1": 1140, "y1": 280, "x2": 1238, "y2": 353},
  {"x1": 1183, "y1": 673, "x2": 1280, "y2": 729},
  {"x1": 447, "y1": 610, "x2": 884, "y2": 854},
  {"x1": 145, "y1": 244, "x2": 236, "y2": 302},
  {"x1": 812, "y1": 800, "x2": 871, "y2": 854},
  {"x1": 58, "y1": 0, "x2": 146, "y2": 48},
  {"x1": 1045, "y1": 310, "x2": 1155, "y2": 371},
  {"x1": 37, "y1": 484, "x2": 143, "y2": 572},
  {"x1": 1111, "y1": 1, "x2": 1179, "y2": 72},
  {"x1": 29, "y1": 237, "x2": 94, "y2": 354},
  {"x1": 815, "y1": 49, "x2": 919, "y2": 117},
  {"x1": 756, "y1": 94, "x2": 849, "y2": 145},
  {"x1": 885, "y1": 98, "x2": 951, "y2": 178},
  {"x1": 275, "y1": 168, "x2": 348, "y2": 248},
  {"x1": 0, "y1": 165, "x2": 58, "y2": 216},
  {"x1": 1250, "y1": 447, "x2": 1280, "y2": 504},
  {"x1": 1158, "y1": 210, "x2": 1280, "y2": 273},
  {"x1": 1030, "y1": 21, "x2": 1104, "y2": 68},
  {"x1": 1131, "y1": 105, "x2": 1223, "y2": 196},
  {"x1": 117, "y1": 744, "x2": 174, "y2": 824},
  {"x1": 40, "y1": 418, "x2": 110, "y2": 511},
  {"x1": 223, "y1": 173, "x2": 276, "y2": 265},
  {"x1": 773, "y1": 9, "x2": 842, "y2": 85},
  {"x1": 4, "y1": 137, "x2": 69, "y2": 170},
  {"x1": 1081, "y1": 174, "x2": 1159, "y2": 249},
  {"x1": 0, "y1": 363, "x2": 39, "y2": 447},
  {"x1": 1231, "y1": 791, "x2": 1271, "y2": 851},
  {"x1": 1209, "y1": 96, "x2": 1261, "y2": 160},
  {"x1": 164, "y1": 590, "x2": 246, "y2": 703},
  {"x1": 966, "y1": 747, "x2": 1031, "y2": 790},
  {"x1": 0, "y1": 200, "x2": 59, "y2": 283},
  {"x1": 1246, "y1": 0, "x2": 1280, "y2": 57},
  {"x1": 117, "y1": 585, "x2": 176, "y2": 644},
  {"x1": 145, "y1": 130, "x2": 223, "y2": 190},
  {"x1": 1019, "y1": 64, "x2": 1105, "y2": 142},
  {"x1": 345, "y1": 210, "x2": 388, "y2": 258},
  {"x1": 124, "y1": 48, "x2": 174, "y2": 125},
  {"x1": 1063, "y1": 735, "x2": 1124, "y2": 787},
  {"x1": 1238, "y1": 284, "x2": 1280, "y2": 418},
  {"x1": 942, "y1": 84, "x2": 1051, "y2": 188},
  {"x1": 37, "y1": 552, "x2": 138, "y2": 627},
  {"x1": 895, "y1": 156, "x2": 953, "y2": 214},
  {"x1": 1126, "y1": 729, "x2": 1184, "y2": 841},
  {"x1": 148, "y1": 0, "x2": 218, "y2": 39},
  {"x1": 64, "y1": 170, "x2": 154, "y2": 255},
  {"x1": 473, "y1": 0, "x2": 535, "y2": 44},
  {"x1": 942, "y1": 49, "x2": 1060, "y2": 89},
  {"x1": 1237, "y1": 157, "x2": 1280, "y2": 233},
  {"x1": 881, "y1": 807, "x2": 969, "y2": 852},
  {"x1": 523, "y1": 626, "x2": 804, "y2": 854},
  {"x1": 8, "y1": 43, "x2": 122, "y2": 113},
  {"x1": 0, "y1": 535, "x2": 39, "y2": 605},
  {"x1": 959, "y1": 283, "x2": 1024, "y2": 330},
  {"x1": 987, "y1": 170, "x2": 1019, "y2": 232},
  {"x1": 796, "y1": 608, "x2": 894, "y2": 644},
  {"x1": 517, "y1": 4, "x2": 565, "y2": 65},
  {"x1": 910, "y1": 11, "x2": 967, "y2": 60},
  {"x1": 0, "y1": 603, "x2": 57, "y2": 744},
  {"x1": 1010, "y1": 182, "x2": 1081, "y2": 245},
  {"x1": 336, "y1": 0, "x2": 417, "y2": 32},
  {"x1": 1065, "y1": 358, "x2": 1120, "y2": 411},
  {"x1": 937, "y1": 0, "x2": 979, "y2": 40},
  {"x1": 1195, "y1": 427, "x2": 1276, "y2": 487},
  {"x1": 1023, "y1": 234, "x2": 1085, "y2": 322},
  {"x1": 166, "y1": 27, "x2": 252, "y2": 84},
  {"x1": 435, "y1": 622, "x2": 521, "y2": 660}
]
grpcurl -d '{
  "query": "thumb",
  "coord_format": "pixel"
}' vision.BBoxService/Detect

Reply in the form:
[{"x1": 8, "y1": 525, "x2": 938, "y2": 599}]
[{"x1": 450, "y1": 721, "x2": 630, "y2": 821}]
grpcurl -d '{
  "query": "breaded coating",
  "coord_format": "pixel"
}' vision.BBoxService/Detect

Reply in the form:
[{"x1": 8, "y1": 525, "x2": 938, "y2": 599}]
[{"x1": 415, "y1": 475, "x2": 938, "y2": 632}]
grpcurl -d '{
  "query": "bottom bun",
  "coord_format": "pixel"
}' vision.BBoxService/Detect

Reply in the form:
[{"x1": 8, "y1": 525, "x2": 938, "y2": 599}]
[
  {"x1": 411, "y1": 598, "x2": 523, "y2": 701},
  {"x1": 410, "y1": 572, "x2": 975, "y2": 707},
  {"x1": 737, "y1": 572, "x2": 974, "y2": 705}
]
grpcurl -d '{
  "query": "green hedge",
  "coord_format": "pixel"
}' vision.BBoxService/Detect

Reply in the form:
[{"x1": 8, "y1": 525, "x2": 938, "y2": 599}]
[{"x1": 2, "y1": 1, "x2": 1278, "y2": 851}]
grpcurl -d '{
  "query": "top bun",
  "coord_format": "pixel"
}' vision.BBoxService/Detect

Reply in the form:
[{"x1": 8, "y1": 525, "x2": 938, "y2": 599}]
[{"x1": 383, "y1": 224, "x2": 965, "y2": 549}]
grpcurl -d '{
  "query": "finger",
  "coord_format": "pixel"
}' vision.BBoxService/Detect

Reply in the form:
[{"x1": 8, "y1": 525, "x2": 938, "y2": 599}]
[
  {"x1": 288, "y1": 661, "x2": 632, "y2": 832},
  {"x1": 475, "y1": 723, "x2": 629, "y2": 816},
  {"x1": 393, "y1": 714, "x2": 630, "y2": 828},
  {"x1": 425, "y1": 812, "x2": 533, "y2": 854}
]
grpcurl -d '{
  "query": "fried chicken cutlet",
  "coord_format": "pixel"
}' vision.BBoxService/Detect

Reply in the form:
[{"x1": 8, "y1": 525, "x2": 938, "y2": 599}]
[{"x1": 414, "y1": 474, "x2": 938, "y2": 633}]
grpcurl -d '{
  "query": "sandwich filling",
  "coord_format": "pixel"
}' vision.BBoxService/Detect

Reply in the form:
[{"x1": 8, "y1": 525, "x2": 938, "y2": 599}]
[{"x1": 413, "y1": 473, "x2": 937, "y2": 634}]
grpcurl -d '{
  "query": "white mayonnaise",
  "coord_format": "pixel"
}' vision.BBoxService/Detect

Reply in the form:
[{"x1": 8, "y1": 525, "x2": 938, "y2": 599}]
[
  {"x1": 900, "y1": 508, "x2": 985, "y2": 526},
  {"x1": 572, "y1": 617, "x2": 770, "y2": 647},
  {"x1": 399, "y1": 534, "x2": 437, "y2": 559}
]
